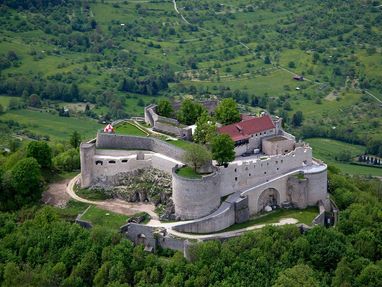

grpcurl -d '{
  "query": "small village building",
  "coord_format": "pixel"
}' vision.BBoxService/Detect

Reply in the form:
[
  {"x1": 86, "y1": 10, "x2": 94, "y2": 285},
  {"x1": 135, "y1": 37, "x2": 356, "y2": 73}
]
[{"x1": 218, "y1": 114, "x2": 285, "y2": 156}]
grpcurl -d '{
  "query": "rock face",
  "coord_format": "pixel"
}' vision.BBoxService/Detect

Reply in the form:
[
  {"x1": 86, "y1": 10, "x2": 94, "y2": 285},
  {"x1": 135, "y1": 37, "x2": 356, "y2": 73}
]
[{"x1": 92, "y1": 168, "x2": 175, "y2": 220}]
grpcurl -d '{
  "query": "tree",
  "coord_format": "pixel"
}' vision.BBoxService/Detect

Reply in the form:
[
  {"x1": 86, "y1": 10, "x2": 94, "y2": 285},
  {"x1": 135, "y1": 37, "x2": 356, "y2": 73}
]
[
  {"x1": 6, "y1": 158, "x2": 43, "y2": 210},
  {"x1": 156, "y1": 99, "x2": 174, "y2": 118},
  {"x1": 193, "y1": 113, "x2": 217, "y2": 144},
  {"x1": 211, "y1": 134, "x2": 235, "y2": 165},
  {"x1": 177, "y1": 99, "x2": 206, "y2": 125},
  {"x1": 183, "y1": 144, "x2": 212, "y2": 172},
  {"x1": 288, "y1": 61, "x2": 296, "y2": 68},
  {"x1": 273, "y1": 264, "x2": 319, "y2": 287},
  {"x1": 215, "y1": 98, "x2": 241, "y2": 125},
  {"x1": 28, "y1": 94, "x2": 41, "y2": 107},
  {"x1": 291, "y1": 111, "x2": 303, "y2": 127},
  {"x1": 70, "y1": 131, "x2": 81, "y2": 148},
  {"x1": 26, "y1": 141, "x2": 52, "y2": 168}
]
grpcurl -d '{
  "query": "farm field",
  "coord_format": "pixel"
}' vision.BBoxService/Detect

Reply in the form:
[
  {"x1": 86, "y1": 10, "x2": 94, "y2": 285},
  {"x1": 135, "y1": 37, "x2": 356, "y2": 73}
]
[
  {"x1": 306, "y1": 138, "x2": 381, "y2": 176},
  {"x1": 0, "y1": 109, "x2": 102, "y2": 141}
]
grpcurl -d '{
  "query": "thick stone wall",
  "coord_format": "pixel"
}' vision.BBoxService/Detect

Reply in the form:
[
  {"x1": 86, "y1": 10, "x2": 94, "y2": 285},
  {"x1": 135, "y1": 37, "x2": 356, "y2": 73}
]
[
  {"x1": 96, "y1": 133, "x2": 185, "y2": 162},
  {"x1": 306, "y1": 169, "x2": 328, "y2": 205},
  {"x1": 262, "y1": 136, "x2": 295, "y2": 155},
  {"x1": 174, "y1": 202, "x2": 235, "y2": 233},
  {"x1": 80, "y1": 142, "x2": 96, "y2": 188},
  {"x1": 153, "y1": 121, "x2": 192, "y2": 139},
  {"x1": 172, "y1": 168, "x2": 221, "y2": 220},
  {"x1": 144, "y1": 105, "x2": 192, "y2": 140},
  {"x1": 218, "y1": 146, "x2": 313, "y2": 197}
]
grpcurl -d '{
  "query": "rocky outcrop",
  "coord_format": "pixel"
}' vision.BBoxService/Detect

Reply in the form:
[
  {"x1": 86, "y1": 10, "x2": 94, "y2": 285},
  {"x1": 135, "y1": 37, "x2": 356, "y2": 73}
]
[{"x1": 91, "y1": 168, "x2": 175, "y2": 220}]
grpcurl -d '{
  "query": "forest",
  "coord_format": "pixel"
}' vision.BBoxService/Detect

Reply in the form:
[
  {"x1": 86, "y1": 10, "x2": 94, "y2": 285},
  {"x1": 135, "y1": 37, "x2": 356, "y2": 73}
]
[{"x1": 0, "y1": 160, "x2": 381, "y2": 286}]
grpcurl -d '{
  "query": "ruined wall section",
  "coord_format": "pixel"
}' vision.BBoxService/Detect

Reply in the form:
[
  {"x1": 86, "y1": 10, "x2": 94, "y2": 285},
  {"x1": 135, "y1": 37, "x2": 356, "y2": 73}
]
[
  {"x1": 96, "y1": 133, "x2": 185, "y2": 162},
  {"x1": 218, "y1": 146, "x2": 313, "y2": 197}
]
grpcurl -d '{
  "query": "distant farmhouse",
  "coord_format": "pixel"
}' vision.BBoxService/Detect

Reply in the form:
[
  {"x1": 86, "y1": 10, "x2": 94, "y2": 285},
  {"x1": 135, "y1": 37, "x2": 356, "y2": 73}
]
[{"x1": 80, "y1": 100, "x2": 330, "y2": 241}]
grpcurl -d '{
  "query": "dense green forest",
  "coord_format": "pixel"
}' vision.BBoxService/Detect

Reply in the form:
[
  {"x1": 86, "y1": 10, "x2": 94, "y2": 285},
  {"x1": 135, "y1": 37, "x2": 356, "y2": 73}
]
[{"x1": 0, "y1": 162, "x2": 381, "y2": 286}]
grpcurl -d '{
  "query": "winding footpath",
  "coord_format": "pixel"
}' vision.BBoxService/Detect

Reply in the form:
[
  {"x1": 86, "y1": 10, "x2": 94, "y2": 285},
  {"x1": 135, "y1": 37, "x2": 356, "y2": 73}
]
[{"x1": 66, "y1": 174, "x2": 301, "y2": 240}]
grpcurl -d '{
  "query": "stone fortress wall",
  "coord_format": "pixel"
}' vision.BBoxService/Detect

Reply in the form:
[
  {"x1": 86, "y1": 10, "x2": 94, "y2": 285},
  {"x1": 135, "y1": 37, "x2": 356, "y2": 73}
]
[
  {"x1": 80, "y1": 132, "x2": 328, "y2": 233},
  {"x1": 144, "y1": 104, "x2": 192, "y2": 140},
  {"x1": 172, "y1": 167, "x2": 221, "y2": 220},
  {"x1": 80, "y1": 133, "x2": 186, "y2": 187}
]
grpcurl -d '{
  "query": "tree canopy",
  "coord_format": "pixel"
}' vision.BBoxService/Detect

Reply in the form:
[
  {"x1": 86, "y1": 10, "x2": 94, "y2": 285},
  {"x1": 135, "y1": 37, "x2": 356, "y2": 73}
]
[
  {"x1": 215, "y1": 98, "x2": 241, "y2": 125},
  {"x1": 193, "y1": 112, "x2": 217, "y2": 145},
  {"x1": 26, "y1": 141, "x2": 52, "y2": 169},
  {"x1": 156, "y1": 99, "x2": 174, "y2": 118},
  {"x1": 183, "y1": 144, "x2": 212, "y2": 172},
  {"x1": 211, "y1": 134, "x2": 235, "y2": 165},
  {"x1": 177, "y1": 99, "x2": 206, "y2": 125}
]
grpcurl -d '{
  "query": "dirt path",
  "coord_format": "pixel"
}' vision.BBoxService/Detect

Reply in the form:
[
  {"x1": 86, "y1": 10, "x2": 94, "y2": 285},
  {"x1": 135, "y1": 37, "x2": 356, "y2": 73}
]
[{"x1": 42, "y1": 179, "x2": 71, "y2": 207}]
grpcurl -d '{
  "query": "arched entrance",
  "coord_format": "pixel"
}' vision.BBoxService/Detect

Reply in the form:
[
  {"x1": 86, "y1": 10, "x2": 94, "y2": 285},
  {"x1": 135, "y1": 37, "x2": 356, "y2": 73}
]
[
  {"x1": 257, "y1": 188, "x2": 280, "y2": 211},
  {"x1": 136, "y1": 233, "x2": 146, "y2": 245}
]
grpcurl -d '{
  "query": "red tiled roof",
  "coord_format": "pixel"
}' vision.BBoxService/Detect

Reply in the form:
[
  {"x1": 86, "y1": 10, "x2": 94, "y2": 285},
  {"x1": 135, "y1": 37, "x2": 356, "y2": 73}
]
[{"x1": 218, "y1": 115, "x2": 275, "y2": 142}]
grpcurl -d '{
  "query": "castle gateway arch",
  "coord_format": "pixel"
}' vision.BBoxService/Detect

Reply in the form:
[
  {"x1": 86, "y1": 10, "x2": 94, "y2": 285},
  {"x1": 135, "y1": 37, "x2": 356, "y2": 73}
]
[{"x1": 257, "y1": 188, "x2": 280, "y2": 211}]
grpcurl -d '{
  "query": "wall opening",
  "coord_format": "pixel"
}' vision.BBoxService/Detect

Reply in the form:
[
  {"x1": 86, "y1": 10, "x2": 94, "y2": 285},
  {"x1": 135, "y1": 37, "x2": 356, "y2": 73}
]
[
  {"x1": 109, "y1": 160, "x2": 116, "y2": 164},
  {"x1": 95, "y1": 160, "x2": 103, "y2": 166}
]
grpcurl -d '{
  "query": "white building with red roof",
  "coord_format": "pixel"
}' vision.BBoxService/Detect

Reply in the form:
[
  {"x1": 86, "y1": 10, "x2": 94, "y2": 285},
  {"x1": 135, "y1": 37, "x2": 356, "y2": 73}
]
[{"x1": 218, "y1": 114, "x2": 293, "y2": 156}]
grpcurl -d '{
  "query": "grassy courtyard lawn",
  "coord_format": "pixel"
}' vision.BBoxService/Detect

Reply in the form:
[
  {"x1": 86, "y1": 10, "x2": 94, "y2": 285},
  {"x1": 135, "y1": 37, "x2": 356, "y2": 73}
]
[
  {"x1": 222, "y1": 207, "x2": 319, "y2": 232},
  {"x1": 166, "y1": 139, "x2": 194, "y2": 150},
  {"x1": 75, "y1": 186, "x2": 112, "y2": 201},
  {"x1": 115, "y1": 122, "x2": 148, "y2": 136},
  {"x1": 176, "y1": 166, "x2": 202, "y2": 179},
  {"x1": 81, "y1": 205, "x2": 129, "y2": 232},
  {"x1": 306, "y1": 138, "x2": 381, "y2": 176},
  {"x1": 0, "y1": 109, "x2": 102, "y2": 141}
]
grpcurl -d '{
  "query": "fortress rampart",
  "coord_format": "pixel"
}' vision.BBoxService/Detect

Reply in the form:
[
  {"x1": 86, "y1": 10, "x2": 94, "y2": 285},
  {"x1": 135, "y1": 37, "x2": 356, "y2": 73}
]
[
  {"x1": 96, "y1": 132, "x2": 185, "y2": 162},
  {"x1": 218, "y1": 145, "x2": 313, "y2": 197},
  {"x1": 144, "y1": 104, "x2": 192, "y2": 140},
  {"x1": 172, "y1": 167, "x2": 221, "y2": 220},
  {"x1": 81, "y1": 132, "x2": 328, "y2": 234}
]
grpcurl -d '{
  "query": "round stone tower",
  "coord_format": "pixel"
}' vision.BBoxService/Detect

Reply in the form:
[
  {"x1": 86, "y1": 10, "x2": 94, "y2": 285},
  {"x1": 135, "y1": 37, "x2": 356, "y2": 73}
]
[{"x1": 172, "y1": 167, "x2": 221, "y2": 220}]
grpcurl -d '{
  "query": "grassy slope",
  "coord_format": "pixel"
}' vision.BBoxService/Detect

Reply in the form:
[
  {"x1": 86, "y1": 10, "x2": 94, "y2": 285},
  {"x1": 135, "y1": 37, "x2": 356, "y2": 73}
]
[
  {"x1": 222, "y1": 207, "x2": 319, "y2": 232},
  {"x1": 115, "y1": 122, "x2": 148, "y2": 136},
  {"x1": 0, "y1": 109, "x2": 102, "y2": 141},
  {"x1": 306, "y1": 138, "x2": 381, "y2": 176},
  {"x1": 81, "y1": 205, "x2": 129, "y2": 232}
]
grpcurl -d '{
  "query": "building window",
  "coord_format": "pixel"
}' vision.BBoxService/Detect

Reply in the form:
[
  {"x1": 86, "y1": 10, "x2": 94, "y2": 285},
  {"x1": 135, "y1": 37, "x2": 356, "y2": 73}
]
[
  {"x1": 275, "y1": 161, "x2": 278, "y2": 164},
  {"x1": 264, "y1": 131, "x2": 266, "y2": 134},
  {"x1": 121, "y1": 159, "x2": 128, "y2": 163},
  {"x1": 95, "y1": 160, "x2": 103, "y2": 166},
  {"x1": 281, "y1": 160, "x2": 283, "y2": 163},
  {"x1": 109, "y1": 160, "x2": 116, "y2": 164},
  {"x1": 234, "y1": 168, "x2": 237, "y2": 172},
  {"x1": 245, "y1": 167, "x2": 248, "y2": 171},
  {"x1": 264, "y1": 171, "x2": 267, "y2": 174},
  {"x1": 249, "y1": 173, "x2": 251, "y2": 177},
  {"x1": 235, "y1": 177, "x2": 238, "y2": 181},
  {"x1": 277, "y1": 168, "x2": 279, "y2": 171}
]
